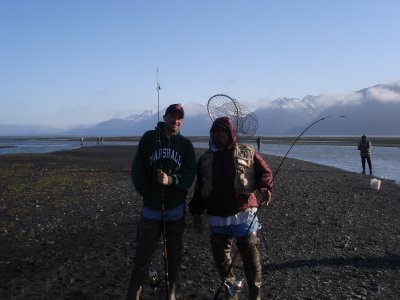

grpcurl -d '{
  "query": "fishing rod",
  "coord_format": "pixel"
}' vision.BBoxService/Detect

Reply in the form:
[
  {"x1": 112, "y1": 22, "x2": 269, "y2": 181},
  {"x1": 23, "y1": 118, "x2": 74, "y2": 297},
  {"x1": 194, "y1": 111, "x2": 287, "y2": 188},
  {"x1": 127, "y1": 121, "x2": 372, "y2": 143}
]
[
  {"x1": 212, "y1": 115, "x2": 345, "y2": 300},
  {"x1": 156, "y1": 67, "x2": 170, "y2": 300},
  {"x1": 157, "y1": 67, "x2": 161, "y2": 126},
  {"x1": 271, "y1": 115, "x2": 345, "y2": 183}
]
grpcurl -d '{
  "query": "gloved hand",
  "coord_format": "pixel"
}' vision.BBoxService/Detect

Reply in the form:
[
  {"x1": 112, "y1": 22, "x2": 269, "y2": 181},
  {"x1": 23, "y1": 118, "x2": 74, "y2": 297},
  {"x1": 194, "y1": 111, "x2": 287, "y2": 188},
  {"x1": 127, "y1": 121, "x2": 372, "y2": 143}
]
[
  {"x1": 260, "y1": 188, "x2": 272, "y2": 206},
  {"x1": 193, "y1": 215, "x2": 204, "y2": 233}
]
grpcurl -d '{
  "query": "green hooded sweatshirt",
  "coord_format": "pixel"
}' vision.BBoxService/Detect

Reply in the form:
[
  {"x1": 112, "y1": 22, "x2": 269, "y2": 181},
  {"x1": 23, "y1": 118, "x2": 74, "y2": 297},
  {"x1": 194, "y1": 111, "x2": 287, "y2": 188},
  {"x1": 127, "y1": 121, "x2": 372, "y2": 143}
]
[{"x1": 131, "y1": 122, "x2": 196, "y2": 211}]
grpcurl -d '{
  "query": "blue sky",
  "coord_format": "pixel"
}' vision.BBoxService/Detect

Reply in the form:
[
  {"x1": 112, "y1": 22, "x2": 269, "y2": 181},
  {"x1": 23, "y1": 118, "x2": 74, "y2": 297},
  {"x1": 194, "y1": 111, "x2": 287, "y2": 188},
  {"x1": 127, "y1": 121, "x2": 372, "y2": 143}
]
[{"x1": 1, "y1": 0, "x2": 399, "y2": 126}]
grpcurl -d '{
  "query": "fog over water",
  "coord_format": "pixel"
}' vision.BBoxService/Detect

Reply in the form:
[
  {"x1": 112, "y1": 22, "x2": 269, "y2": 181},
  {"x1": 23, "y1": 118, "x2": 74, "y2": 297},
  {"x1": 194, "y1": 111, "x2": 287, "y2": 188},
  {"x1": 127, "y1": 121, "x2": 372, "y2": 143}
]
[{"x1": 1, "y1": 138, "x2": 399, "y2": 185}]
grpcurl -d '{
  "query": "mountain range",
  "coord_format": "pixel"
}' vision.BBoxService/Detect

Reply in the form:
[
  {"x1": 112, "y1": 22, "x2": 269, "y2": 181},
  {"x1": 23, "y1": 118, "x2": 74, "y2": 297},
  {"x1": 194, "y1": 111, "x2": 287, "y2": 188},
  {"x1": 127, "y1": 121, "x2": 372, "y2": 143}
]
[{"x1": 1, "y1": 82, "x2": 399, "y2": 136}]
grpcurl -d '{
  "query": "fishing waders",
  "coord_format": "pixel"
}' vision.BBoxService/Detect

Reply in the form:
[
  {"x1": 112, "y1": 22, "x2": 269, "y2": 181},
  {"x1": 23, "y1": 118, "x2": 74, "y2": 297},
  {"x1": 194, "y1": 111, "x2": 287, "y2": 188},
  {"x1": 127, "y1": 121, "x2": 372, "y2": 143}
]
[
  {"x1": 126, "y1": 218, "x2": 184, "y2": 300},
  {"x1": 211, "y1": 232, "x2": 262, "y2": 300},
  {"x1": 236, "y1": 233, "x2": 262, "y2": 300}
]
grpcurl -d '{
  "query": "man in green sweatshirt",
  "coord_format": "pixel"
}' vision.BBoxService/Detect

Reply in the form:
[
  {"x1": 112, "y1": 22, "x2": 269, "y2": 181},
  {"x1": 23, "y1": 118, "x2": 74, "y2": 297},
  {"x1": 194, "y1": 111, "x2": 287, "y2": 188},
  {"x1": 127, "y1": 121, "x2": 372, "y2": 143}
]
[{"x1": 126, "y1": 104, "x2": 196, "y2": 300}]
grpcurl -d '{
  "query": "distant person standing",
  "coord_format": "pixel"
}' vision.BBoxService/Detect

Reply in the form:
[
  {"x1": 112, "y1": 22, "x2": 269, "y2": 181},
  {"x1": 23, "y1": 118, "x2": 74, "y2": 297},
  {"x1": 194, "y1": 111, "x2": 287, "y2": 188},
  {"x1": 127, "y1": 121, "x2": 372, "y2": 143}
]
[
  {"x1": 256, "y1": 136, "x2": 261, "y2": 152},
  {"x1": 80, "y1": 137, "x2": 84, "y2": 146},
  {"x1": 358, "y1": 135, "x2": 372, "y2": 175}
]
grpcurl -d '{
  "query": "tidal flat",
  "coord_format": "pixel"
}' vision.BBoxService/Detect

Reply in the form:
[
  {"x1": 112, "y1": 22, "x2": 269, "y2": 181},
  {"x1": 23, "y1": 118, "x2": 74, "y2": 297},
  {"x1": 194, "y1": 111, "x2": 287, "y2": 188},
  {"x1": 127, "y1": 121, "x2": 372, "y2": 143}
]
[{"x1": 1, "y1": 146, "x2": 399, "y2": 299}]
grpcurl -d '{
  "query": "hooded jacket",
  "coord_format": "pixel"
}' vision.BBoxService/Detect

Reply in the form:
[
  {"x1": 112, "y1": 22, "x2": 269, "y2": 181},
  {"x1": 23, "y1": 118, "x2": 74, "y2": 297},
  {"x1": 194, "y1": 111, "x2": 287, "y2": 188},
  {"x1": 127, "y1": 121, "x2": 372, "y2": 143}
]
[
  {"x1": 189, "y1": 117, "x2": 273, "y2": 217},
  {"x1": 131, "y1": 122, "x2": 196, "y2": 211},
  {"x1": 358, "y1": 135, "x2": 371, "y2": 156}
]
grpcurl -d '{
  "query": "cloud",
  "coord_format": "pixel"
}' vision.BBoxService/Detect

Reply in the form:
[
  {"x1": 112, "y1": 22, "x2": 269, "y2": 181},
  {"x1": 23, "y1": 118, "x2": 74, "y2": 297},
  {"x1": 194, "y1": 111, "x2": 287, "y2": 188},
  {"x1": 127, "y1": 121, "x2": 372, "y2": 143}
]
[
  {"x1": 313, "y1": 92, "x2": 361, "y2": 109},
  {"x1": 366, "y1": 85, "x2": 400, "y2": 103},
  {"x1": 337, "y1": 91, "x2": 365, "y2": 105},
  {"x1": 183, "y1": 102, "x2": 207, "y2": 116},
  {"x1": 255, "y1": 98, "x2": 277, "y2": 109}
]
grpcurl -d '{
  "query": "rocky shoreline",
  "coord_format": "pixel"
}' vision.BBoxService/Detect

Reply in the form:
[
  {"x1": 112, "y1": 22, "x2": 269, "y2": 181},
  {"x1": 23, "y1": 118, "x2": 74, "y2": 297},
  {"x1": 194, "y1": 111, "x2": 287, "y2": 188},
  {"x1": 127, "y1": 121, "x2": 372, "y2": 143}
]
[{"x1": 1, "y1": 146, "x2": 399, "y2": 299}]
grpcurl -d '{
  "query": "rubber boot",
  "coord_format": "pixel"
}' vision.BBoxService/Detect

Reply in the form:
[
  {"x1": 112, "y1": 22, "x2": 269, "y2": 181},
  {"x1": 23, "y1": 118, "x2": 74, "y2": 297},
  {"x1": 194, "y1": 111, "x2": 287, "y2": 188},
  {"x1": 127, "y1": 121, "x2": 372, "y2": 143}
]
[
  {"x1": 168, "y1": 283, "x2": 176, "y2": 300},
  {"x1": 166, "y1": 218, "x2": 185, "y2": 284},
  {"x1": 237, "y1": 233, "x2": 262, "y2": 300},
  {"x1": 126, "y1": 219, "x2": 161, "y2": 300},
  {"x1": 125, "y1": 285, "x2": 142, "y2": 300},
  {"x1": 165, "y1": 218, "x2": 185, "y2": 300},
  {"x1": 210, "y1": 232, "x2": 236, "y2": 285}
]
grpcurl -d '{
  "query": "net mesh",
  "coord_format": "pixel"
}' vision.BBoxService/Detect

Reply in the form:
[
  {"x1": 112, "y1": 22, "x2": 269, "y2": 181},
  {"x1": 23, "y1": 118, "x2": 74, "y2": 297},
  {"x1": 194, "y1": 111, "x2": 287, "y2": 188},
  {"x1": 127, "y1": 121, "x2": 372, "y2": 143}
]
[{"x1": 207, "y1": 94, "x2": 258, "y2": 137}]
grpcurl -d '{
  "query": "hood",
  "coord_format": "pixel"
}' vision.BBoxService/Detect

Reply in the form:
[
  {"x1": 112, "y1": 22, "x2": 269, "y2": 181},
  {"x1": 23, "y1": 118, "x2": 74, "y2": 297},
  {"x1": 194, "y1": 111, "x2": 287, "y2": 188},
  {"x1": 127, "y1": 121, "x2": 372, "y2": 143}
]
[{"x1": 209, "y1": 117, "x2": 237, "y2": 151}]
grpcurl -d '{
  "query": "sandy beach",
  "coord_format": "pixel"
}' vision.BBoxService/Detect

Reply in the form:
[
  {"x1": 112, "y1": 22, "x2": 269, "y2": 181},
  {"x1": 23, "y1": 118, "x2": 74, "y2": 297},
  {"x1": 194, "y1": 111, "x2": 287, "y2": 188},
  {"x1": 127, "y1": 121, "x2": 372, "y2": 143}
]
[{"x1": 1, "y1": 146, "x2": 399, "y2": 299}]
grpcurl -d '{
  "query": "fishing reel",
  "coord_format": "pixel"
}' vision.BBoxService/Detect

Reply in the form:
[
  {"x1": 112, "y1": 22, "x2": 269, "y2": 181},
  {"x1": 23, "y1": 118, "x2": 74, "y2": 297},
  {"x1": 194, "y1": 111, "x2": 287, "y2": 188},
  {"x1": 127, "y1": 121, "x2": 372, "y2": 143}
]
[
  {"x1": 222, "y1": 279, "x2": 243, "y2": 300},
  {"x1": 148, "y1": 270, "x2": 159, "y2": 289}
]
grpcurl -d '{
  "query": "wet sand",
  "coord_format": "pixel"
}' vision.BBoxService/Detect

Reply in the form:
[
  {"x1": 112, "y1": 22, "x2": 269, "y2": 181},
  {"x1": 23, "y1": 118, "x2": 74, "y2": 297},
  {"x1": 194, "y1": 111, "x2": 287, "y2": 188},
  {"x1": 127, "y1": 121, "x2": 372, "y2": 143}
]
[{"x1": 0, "y1": 146, "x2": 399, "y2": 299}]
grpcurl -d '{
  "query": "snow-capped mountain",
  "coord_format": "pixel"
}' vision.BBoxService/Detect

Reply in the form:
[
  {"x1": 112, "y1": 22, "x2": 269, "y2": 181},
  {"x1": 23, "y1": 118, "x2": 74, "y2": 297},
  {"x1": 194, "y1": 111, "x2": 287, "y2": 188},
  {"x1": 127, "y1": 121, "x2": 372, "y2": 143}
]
[
  {"x1": 294, "y1": 82, "x2": 400, "y2": 135},
  {"x1": 271, "y1": 95, "x2": 319, "y2": 116},
  {"x1": 60, "y1": 102, "x2": 211, "y2": 136},
  {"x1": 125, "y1": 109, "x2": 156, "y2": 122},
  {"x1": 1, "y1": 82, "x2": 399, "y2": 136},
  {"x1": 253, "y1": 95, "x2": 321, "y2": 135}
]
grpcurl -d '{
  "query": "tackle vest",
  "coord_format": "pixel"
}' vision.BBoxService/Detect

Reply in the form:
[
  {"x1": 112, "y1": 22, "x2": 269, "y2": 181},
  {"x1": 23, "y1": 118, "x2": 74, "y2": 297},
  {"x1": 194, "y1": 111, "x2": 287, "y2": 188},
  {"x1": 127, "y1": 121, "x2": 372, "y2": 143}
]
[{"x1": 200, "y1": 144, "x2": 256, "y2": 198}]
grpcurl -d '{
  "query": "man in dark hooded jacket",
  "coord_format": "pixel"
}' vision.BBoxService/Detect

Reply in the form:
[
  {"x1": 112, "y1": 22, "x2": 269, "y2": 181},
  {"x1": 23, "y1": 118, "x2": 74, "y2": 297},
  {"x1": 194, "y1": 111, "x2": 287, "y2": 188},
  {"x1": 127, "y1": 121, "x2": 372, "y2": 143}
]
[
  {"x1": 126, "y1": 104, "x2": 196, "y2": 300},
  {"x1": 189, "y1": 117, "x2": 273, "y2": 300}
]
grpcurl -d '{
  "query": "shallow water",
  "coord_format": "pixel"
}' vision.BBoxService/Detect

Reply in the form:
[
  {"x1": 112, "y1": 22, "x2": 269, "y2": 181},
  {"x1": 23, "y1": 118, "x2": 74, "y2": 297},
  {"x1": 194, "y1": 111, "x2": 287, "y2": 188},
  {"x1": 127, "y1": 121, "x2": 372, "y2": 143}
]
[
  {"x1": 1, "y1": 138, "x2": 399, "y2": 184},
  {"x1": 193, "y1": 142, "x2": 400, "y2": 185},
  {"x1": 0, "y1": 138, "x2": 137, "y2": 154},
  {"x1": 264, "y1": 143, "x2": 400, "y2": 183}
]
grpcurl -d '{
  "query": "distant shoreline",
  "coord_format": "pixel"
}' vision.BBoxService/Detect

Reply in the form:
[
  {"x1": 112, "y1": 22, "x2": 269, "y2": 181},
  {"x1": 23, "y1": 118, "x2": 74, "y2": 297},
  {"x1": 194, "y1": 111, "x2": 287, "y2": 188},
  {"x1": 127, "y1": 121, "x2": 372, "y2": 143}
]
[
  {"x1": 1, "y1": 135, "x2": 399, "y2": 147},
  {"x1": 241, "y1": 136, "x2": 400, "y2": 147}
]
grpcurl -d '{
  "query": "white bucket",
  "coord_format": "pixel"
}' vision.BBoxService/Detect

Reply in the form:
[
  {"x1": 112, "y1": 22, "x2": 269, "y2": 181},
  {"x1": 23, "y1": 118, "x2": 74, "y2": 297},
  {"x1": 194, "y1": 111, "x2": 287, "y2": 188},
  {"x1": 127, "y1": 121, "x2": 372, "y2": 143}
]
[{"x1": 370, "y1": 178, "x2": 381, "y2": 190}]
